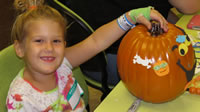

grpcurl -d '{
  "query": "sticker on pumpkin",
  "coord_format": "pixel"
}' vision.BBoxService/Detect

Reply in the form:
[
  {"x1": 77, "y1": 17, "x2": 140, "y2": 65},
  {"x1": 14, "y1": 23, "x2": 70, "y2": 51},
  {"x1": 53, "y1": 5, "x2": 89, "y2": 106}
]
[
  {"x1": 178, "y1": 43, "x2": 188, "y2": 56},
  {"x1": 176, "y1": 35, "x2": 186, "y2": 43},
  {"x1": 133, "y1": 54, "x2": 153, "y2": 69},
  {"x1": 176, "y1": 35, "x2": 191, "y2": 45},
  {"x1": 153, "y1": 60, "x2": 169, "y2": 76}
]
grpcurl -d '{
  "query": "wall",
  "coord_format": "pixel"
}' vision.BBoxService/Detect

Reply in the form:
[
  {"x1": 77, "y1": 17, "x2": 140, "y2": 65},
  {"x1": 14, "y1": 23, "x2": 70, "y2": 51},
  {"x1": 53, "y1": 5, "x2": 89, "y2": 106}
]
[{"x1": 0, "y1": 0, "x2": 15, "y2": 50}]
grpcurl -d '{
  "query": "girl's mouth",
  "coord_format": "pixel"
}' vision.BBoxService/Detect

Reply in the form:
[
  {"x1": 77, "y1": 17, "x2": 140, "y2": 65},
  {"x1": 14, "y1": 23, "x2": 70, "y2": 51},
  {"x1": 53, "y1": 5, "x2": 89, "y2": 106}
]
[{"x1": 40, "y1": 56, "x2": 55, "y2": 62}]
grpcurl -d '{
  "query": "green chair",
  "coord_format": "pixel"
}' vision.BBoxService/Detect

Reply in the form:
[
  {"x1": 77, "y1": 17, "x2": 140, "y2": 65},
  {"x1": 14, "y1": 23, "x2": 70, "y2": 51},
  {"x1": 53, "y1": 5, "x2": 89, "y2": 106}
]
[{"x1": 0, "y1": 45, "x2": 89, "y2": 112}]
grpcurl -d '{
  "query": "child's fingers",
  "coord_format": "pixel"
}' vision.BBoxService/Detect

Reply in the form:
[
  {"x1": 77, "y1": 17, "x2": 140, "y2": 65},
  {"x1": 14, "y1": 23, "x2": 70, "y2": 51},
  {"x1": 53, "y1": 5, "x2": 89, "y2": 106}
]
[
  {"x1": 150, "y1": 10, "x2": 168, "y2": 32},
  {"x1": 136, "y1": 15, "x2": 152, "y2": 30}
]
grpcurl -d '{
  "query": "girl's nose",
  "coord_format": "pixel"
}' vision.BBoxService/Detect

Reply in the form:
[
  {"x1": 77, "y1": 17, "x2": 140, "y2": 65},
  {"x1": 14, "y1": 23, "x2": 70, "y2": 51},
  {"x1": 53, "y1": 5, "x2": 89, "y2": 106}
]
[{"x1": 45, "y1": 42, "x2": 53, "y2": 52}]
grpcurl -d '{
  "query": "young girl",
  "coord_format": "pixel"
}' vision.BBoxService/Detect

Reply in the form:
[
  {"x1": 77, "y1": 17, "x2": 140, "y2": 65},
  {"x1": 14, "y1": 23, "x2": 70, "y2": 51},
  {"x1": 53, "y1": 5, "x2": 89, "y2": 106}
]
[{"x1": 6, "y1": 0, "x2": 168, "y2": 111}]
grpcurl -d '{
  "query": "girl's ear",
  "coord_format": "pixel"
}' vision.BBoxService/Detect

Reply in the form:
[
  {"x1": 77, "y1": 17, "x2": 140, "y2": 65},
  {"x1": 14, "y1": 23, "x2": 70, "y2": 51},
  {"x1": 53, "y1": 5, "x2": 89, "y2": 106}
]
[
  {"x1": 64, "y1": 41, "x2": 66, "y2": 47},
  {"x1": 14, "y1": 40, "x2": 24, "y2": 58}
]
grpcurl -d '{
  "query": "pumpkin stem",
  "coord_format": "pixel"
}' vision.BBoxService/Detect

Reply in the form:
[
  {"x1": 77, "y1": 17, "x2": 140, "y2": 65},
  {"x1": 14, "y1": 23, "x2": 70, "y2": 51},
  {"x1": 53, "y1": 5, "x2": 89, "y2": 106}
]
[{"x1": 150, "y1": 21, "x2": 164, "y2": 37}]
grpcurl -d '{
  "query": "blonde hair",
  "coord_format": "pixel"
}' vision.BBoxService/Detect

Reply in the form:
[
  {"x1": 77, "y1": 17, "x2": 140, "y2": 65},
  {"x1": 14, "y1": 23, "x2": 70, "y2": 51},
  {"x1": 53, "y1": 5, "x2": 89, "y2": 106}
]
[{"x1": 12, "y1": 0, "x2": 67, "y2": 42}]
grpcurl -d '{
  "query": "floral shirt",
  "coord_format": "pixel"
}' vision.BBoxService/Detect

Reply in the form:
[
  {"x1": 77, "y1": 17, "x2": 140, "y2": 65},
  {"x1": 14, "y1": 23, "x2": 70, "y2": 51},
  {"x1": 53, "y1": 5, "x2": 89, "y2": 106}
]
[{"x1": 6, "y1": 58, "x2": 85, "y2": 112}]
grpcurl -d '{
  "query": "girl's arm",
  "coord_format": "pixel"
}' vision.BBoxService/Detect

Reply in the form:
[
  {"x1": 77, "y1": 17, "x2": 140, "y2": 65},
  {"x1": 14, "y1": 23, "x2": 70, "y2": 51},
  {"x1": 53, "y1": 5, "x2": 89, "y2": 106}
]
[{"x1": 65, "y1": 7, "x2": 168, "y2": 68}]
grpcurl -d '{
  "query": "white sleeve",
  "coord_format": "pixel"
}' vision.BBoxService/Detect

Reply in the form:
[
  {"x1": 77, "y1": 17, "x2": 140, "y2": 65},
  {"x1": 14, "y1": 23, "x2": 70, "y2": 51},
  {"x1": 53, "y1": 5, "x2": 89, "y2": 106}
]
[{"x1": 63, "y1": 57, "x2": 73, "y2": 69}]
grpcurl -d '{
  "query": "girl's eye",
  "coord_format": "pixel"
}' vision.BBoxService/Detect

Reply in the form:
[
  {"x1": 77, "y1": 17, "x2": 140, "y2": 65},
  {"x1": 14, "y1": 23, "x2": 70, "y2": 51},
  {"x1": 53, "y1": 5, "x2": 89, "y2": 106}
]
[
  {"x1": 53, "y1": 40, "x2": 61, "y2": 43},
  {"x1": 34, "y1": 39, "x2": 43, "y2": 43}
]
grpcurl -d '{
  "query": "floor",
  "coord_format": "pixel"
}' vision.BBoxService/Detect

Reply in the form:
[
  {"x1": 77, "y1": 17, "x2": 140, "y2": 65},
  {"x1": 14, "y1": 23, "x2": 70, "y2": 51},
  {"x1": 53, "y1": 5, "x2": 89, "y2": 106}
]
[{"x1": 88, "y1": 86, "x2": 103, "y2": 112}]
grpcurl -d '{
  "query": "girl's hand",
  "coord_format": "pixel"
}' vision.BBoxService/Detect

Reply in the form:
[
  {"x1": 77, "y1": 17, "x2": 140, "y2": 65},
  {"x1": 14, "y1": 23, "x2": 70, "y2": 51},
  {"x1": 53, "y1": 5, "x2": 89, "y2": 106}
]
[{"x1": 129, "y1": 6, "x2": 168, "y2": 32}]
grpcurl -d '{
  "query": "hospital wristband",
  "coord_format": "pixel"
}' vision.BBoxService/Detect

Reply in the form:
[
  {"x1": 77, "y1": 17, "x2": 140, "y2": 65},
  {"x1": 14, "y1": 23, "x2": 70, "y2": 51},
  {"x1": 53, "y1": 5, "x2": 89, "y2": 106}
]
[{"x1": 117, "y1": 14, "x2": 135, "y2": 31}]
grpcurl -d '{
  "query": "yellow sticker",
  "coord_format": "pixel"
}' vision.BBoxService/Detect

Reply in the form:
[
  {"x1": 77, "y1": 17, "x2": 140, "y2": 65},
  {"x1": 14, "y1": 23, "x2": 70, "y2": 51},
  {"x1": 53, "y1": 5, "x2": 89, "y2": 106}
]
[
  {"x1": 185, "y1": 39, "x2": 191, "y2": 46},
  {"x1": 153, "y1": 60, "x2": 169, "y2": 77},
  {"x1": 178, "y1": 43, "x2": 188, "y2": 56}
]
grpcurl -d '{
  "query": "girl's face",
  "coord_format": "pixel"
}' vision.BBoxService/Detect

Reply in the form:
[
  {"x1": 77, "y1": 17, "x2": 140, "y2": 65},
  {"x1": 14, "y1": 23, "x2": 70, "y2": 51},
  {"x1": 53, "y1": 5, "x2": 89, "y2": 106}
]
[{"x1": 15, "y1": 19, "x2": 66, "y2": 76}]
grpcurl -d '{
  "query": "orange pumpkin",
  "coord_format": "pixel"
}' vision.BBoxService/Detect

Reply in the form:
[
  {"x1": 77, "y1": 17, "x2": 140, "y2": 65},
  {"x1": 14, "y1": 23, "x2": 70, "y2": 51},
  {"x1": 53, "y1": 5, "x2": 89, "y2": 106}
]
[{"x1": 117, "y1": 22, "x2": 196, "y2": 103}]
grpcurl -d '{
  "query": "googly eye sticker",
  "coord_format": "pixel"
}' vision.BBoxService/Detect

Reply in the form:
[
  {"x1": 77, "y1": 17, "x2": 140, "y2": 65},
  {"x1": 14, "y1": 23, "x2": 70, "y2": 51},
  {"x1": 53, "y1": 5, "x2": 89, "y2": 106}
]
[
  {"x1": 178, "y1": 43, "x2": 188, "y2": 56},
  {"x1": 153, "y1": 60, "x2": 169, "y2": 77}
]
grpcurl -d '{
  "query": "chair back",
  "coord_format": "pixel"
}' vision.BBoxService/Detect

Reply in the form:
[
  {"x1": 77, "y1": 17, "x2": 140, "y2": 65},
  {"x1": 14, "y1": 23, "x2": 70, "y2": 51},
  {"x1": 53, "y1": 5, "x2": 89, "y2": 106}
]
[{"x1": 0, "y1": 45, "x2": 24, "y2": 112}]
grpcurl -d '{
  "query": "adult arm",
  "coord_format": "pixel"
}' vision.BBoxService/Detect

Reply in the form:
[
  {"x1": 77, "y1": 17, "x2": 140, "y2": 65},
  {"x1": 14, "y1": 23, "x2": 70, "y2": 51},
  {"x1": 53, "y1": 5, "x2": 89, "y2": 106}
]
[{"x1": 169, "y1": 0, "x2": 200, "y2": 14}]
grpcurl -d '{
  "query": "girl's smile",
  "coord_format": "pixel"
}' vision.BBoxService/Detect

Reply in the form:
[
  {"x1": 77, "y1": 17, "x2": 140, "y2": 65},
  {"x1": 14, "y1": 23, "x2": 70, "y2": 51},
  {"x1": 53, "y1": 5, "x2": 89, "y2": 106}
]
[
  {"x1": 40, "y1": 56, "x2": 56, "y2": 63},
  {"x1": 15, "y1": 19, "x2": 66, "y2": 77}
]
